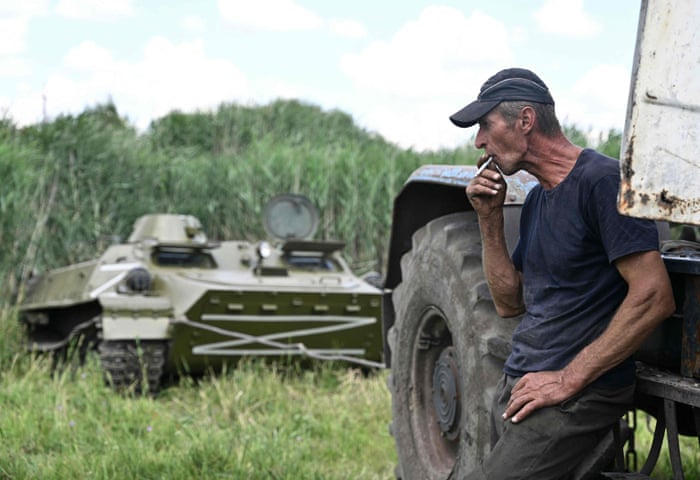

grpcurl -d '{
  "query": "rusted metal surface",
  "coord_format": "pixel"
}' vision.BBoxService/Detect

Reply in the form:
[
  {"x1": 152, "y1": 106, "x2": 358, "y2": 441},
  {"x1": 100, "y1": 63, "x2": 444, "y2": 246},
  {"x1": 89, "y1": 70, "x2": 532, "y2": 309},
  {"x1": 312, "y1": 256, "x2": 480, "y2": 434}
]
[
  {"x1": 636, "y1": 363, "x2": 700, "y2": 408},
  {"x1": 406, "y1": 165, "x2": 538, "y2": 205},
  {"x1": 619, "y1": 0, "x2": 700, "y2": 225}
]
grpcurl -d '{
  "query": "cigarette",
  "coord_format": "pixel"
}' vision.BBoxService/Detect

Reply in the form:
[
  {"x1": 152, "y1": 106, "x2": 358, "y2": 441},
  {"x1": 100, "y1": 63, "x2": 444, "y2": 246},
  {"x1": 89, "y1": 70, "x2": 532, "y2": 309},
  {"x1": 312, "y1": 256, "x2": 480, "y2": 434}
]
[{"x1": 475, "y1": 156, "x2": 493, "y2": 176}]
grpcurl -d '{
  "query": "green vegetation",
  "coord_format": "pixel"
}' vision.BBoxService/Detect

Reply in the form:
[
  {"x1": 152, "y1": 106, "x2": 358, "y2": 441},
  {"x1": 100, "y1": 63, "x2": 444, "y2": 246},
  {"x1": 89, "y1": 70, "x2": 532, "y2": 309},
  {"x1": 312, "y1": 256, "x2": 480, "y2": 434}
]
[
  {"x1": 1, "y1": 99, "x2": 693, "y2": 479},
  {"x1": 0, "y1": 100, "x2": 477, "y2": 304},
  {"x1": 0, "y1": 310, "x2": 395, "y2": 479}
]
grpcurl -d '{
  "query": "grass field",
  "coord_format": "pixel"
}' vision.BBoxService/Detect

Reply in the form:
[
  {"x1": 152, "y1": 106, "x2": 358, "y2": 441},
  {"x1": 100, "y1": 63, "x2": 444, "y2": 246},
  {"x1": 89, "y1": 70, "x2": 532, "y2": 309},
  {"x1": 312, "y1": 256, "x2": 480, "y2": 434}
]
[
  {"x1": 2, "y1": 305, "x2": 699, "y2": 479},
  {"x1": 0, "y1": 345, "x2": 396, "y2": 479}
]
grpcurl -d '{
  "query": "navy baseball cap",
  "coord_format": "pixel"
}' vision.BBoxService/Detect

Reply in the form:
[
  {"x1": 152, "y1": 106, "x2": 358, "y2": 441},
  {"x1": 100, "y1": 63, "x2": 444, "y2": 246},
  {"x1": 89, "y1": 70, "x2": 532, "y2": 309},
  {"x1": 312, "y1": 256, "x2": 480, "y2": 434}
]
[{"x1": 450, "y1": 68, "x2": 555, "y2": 128}]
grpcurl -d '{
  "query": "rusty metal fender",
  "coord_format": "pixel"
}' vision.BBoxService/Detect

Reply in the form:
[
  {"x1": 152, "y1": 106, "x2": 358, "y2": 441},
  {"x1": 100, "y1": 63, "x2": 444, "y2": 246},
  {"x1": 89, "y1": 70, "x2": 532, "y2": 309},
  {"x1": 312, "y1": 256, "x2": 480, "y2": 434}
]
[{"x1": 619, "y1": 0, "x2": 700, "y2": 225}]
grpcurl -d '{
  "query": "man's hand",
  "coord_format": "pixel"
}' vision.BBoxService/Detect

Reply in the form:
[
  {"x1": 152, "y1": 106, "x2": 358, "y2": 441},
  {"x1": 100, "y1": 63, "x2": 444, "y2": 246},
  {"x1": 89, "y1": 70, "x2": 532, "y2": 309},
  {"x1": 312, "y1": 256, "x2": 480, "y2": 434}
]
[
  {"x1": 503, "y1": 370, "x2": 578, "y2": 423},
  {"x1": 466, "y1": 158, "x2": 506, "y2": 218}
]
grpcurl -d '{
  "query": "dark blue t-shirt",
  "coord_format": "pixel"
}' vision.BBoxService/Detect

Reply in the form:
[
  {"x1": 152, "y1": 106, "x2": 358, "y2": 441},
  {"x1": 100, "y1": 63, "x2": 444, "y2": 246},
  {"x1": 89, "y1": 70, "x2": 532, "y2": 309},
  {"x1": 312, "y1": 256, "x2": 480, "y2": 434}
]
[{"x1": 506, "y1": 149, "x2": 659, "y2": 388}]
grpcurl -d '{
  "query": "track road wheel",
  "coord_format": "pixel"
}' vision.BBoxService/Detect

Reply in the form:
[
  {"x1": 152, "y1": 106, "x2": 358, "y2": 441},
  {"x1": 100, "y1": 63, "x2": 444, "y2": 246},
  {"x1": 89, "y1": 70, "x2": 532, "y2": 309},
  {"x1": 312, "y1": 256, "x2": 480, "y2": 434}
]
[
  {"x1": 99, "y1": 340, "x2": 167, "y2": 395},
  {"x1": 389, "y1": 212, "x2": 519, "y2": 480}
]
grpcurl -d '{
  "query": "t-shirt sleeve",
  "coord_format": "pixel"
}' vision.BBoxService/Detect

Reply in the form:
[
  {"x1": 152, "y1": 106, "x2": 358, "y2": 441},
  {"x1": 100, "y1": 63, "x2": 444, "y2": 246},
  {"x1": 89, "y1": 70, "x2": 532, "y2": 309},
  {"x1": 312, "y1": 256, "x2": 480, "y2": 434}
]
[{"x1": 588, "y1": 174, "x2": 660, "y2": 263}]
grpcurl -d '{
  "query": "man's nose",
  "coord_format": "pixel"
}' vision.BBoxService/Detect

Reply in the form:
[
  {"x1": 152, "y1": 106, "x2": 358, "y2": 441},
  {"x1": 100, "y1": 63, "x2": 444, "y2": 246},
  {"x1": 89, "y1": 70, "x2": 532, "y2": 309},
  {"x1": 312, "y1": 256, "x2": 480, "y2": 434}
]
[{"x1": 474, "y1": 128, "x2": 485, "y2": 149}]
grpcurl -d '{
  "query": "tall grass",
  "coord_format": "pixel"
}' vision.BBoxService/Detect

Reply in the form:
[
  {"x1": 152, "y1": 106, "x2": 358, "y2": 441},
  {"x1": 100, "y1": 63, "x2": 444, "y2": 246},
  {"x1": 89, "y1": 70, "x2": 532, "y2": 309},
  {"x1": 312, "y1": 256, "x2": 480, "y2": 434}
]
[
  {"x1": 0, "y1": 309, "x2": 395, "y2": 479},
  {"x1": 0, "y1": 359, "x2": 396, "y2": 479},
  {"x1": 0, "y1": 100, "x2": 475, "y2": 304}
]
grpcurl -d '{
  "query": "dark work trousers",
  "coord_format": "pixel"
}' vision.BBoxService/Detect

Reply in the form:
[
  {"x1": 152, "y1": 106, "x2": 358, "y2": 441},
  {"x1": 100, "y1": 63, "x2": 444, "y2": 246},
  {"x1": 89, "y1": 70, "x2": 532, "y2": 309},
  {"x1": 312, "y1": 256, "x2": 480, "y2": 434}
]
[{"x1": 463, "y1": 374, "x2": 634, "y2": 480}]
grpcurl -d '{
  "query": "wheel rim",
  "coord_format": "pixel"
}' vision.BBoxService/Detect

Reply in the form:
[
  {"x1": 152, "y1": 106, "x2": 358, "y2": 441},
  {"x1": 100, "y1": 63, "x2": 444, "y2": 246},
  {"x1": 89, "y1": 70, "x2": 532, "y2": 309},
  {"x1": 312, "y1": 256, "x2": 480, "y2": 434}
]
[
  {"x1": 410, "y1": 305, "x2": 460, "y2": 475},
  {"x1": 433, "y1": 346, "x2": 461, "y2": 441}
]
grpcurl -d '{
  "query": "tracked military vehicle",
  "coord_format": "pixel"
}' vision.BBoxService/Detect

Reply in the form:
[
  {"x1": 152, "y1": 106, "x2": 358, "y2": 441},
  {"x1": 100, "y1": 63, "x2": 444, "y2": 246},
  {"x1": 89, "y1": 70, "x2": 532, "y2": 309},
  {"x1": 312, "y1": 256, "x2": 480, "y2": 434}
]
[{"x1": 19, "y1": 194, "x2": 383, "y2": 393}]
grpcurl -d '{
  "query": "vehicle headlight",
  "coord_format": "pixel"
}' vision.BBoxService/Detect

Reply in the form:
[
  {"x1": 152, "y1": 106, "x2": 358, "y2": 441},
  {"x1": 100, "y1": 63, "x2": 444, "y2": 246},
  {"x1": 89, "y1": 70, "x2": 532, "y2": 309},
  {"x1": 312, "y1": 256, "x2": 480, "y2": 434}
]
[{"x1": 124, "y1": 267, "x2": 152, "y2": 292}]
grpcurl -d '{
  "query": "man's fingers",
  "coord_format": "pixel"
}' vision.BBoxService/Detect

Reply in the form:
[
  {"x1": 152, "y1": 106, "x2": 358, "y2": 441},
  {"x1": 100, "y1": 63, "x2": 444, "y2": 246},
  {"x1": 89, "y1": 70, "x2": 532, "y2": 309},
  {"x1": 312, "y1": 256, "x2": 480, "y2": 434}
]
[
  {"x1": 511, "y1": 402, "x2": 538, "y2": 423},
  {"x1": 504, "y1": 393, "x2": 530, "y2": 418},
  {"x1": 467, "y1": 177, "x2": 502, "y2": 198},
  {"x1": 504, "y1": 372, "x2": 571, "y2": 423},
  {"x1": 504, "y1": 392, "x2": 541, "y2": 423}
]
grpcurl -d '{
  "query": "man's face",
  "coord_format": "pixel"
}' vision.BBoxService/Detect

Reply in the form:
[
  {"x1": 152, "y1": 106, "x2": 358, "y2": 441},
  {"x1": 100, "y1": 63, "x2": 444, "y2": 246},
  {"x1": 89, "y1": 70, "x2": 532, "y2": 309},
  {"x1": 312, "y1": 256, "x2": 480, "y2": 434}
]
[{"x1": 474, "y1": 109, "x2": 528, "y2": 175}]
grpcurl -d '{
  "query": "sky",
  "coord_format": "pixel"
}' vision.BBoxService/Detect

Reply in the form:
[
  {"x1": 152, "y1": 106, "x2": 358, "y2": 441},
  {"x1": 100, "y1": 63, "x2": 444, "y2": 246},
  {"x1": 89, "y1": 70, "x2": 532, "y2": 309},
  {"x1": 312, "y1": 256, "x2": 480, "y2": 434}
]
[{"x1": 0, "y1": 0, "x2": 643, "y2": 151}]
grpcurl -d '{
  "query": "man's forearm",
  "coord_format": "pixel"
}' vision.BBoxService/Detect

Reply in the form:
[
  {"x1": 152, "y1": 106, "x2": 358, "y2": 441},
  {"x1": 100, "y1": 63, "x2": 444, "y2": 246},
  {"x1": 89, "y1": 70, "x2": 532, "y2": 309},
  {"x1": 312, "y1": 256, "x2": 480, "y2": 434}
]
[
  {"x1": 563, "y1": 288, "x2": 674, "y2": 391},
  {"x1": 478, "y1": 212, "x2": 524, "y2": 317}
]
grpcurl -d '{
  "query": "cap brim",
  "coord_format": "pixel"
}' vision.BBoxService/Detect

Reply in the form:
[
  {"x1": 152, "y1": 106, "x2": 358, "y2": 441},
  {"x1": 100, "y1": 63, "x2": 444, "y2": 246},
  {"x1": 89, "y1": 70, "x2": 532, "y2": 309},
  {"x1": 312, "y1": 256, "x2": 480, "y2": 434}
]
[{"x1": 449, "y1": 100, "x2": 500, "y2": 128}]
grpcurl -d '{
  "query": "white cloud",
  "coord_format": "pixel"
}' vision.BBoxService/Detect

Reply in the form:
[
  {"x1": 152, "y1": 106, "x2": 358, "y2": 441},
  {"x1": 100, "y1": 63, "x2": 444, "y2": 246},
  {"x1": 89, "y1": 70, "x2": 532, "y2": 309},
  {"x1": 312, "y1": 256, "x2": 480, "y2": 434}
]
[
  {"x1": 569, "y1": 64, "x2": 630, "y2": 128},
  {"x1": 573, "y1": 64, "x2": 629, "y2": 109},
  {"x1": 0, "y1": 75, "x2": 80, "y2": 127},
  {"x1": 10, "y1": 36, "x2": 249, "y2": 129},
  {"x1": 553, "y1": 63, "x2": 630, "y2": 143},
  {"x1": 340, "y1": 7, "x2": 512, "y2": 98},
  {"x1": 182, "y1": 15, "x2": 206, "y2": 33},
  {"x1": 328, "y1": 19, "x2": 366, "y2": 39},
  {"x1": 54, "y1": 0, "x2": 134, "y2": 20},
  {"x1": 254, "y1": 77, "x2": 301, "y2": 101},
  {"x1": 534, "y1": 0, "x2": 601, "y2": 37},
  {"x1": 0, "y1": 57, "x2": 31, "y2": 77},
  {"x1": 217, "y1": 0, "x2": 366, "y2": 39},
  {"x1": 0, "y1": 1, "x2": 50, "y2": 17},
  {"x1": 218, "y1": 0, "x2": 321, "y2": 31},
  {"x1": 122, "y1": 37, "x2": 249, "y2": 126},
  {"x1": 338, "y1": 6, "x2": 514, "y2": 150},
  {"x1": 63, "y1": 40, "x2": 115, "y2": 71},
  {"x1": 42, "y1": 74, "x2": 83, "y2": 116},
  {"x1": 361, "y1": 99, "x2": 471, "y2": 152},
  {"x1": 1, "y1": 89, "x2": 45, "y2": 126},
  {"x1": 0, "y1": 17, "x2": 28, "y2": 56}
]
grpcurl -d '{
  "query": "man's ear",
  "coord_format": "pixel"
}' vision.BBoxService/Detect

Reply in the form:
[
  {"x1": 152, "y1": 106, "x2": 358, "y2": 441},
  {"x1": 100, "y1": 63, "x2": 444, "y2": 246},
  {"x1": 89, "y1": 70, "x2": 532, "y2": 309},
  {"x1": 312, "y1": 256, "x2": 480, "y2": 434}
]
[{"x1": 519, "y1": 106, "x2": 536, "y2": 134}]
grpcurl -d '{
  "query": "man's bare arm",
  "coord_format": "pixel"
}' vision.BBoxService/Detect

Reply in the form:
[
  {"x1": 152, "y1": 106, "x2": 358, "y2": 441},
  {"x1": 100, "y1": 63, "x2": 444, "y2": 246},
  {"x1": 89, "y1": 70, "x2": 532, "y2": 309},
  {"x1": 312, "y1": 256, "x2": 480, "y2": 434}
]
[
  {"x1": 478, "y1": 209, "x2": 525, "y2": 317},
  {"x1": 467, "y1": 167, "x2": 525, "y2": 317}
]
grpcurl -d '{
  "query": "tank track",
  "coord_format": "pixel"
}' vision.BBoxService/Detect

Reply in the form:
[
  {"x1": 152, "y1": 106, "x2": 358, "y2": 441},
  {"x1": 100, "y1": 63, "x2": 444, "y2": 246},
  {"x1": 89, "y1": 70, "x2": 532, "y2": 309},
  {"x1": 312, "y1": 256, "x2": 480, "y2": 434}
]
[{"x1": 98, "y1": 340, "x2": 168, "y2": 395}]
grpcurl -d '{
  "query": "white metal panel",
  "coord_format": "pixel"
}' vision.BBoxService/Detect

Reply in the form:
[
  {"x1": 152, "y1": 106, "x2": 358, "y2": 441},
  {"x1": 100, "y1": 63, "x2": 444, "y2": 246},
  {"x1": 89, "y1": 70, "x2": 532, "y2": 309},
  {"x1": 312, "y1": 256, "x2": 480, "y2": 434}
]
[{"x1": 619, "y1": 0, "x2": 700, "y2": 225}]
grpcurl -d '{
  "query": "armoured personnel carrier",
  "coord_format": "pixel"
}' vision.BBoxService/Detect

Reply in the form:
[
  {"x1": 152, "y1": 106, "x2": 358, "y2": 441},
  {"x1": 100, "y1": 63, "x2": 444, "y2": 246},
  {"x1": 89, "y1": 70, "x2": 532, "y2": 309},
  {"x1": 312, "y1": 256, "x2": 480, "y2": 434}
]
[{"x1": 19, "y1": 194, "x2": 383, "y2": 393}]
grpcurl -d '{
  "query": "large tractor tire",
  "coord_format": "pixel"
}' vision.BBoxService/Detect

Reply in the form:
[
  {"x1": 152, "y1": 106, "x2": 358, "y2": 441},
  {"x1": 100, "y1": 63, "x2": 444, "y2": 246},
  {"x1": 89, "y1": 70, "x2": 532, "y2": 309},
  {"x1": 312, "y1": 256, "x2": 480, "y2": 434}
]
[{"x1": 388, "y1": 211, "x2": 520, "y2": 479}]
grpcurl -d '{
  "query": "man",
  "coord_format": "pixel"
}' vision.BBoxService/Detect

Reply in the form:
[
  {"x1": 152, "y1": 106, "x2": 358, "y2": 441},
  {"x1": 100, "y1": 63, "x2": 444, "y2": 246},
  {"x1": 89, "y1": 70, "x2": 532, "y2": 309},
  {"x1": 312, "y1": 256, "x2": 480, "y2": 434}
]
[{"x1": 450, "y1": 67, "x2": 675, "y2": 479}]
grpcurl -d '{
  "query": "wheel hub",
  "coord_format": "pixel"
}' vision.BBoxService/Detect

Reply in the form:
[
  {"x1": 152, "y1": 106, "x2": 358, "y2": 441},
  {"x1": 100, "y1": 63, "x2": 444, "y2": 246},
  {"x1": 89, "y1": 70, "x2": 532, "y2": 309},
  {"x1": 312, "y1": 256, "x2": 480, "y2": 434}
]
[{"x1": 432, "y1": 346, "x2": 461, "y2": 440}]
